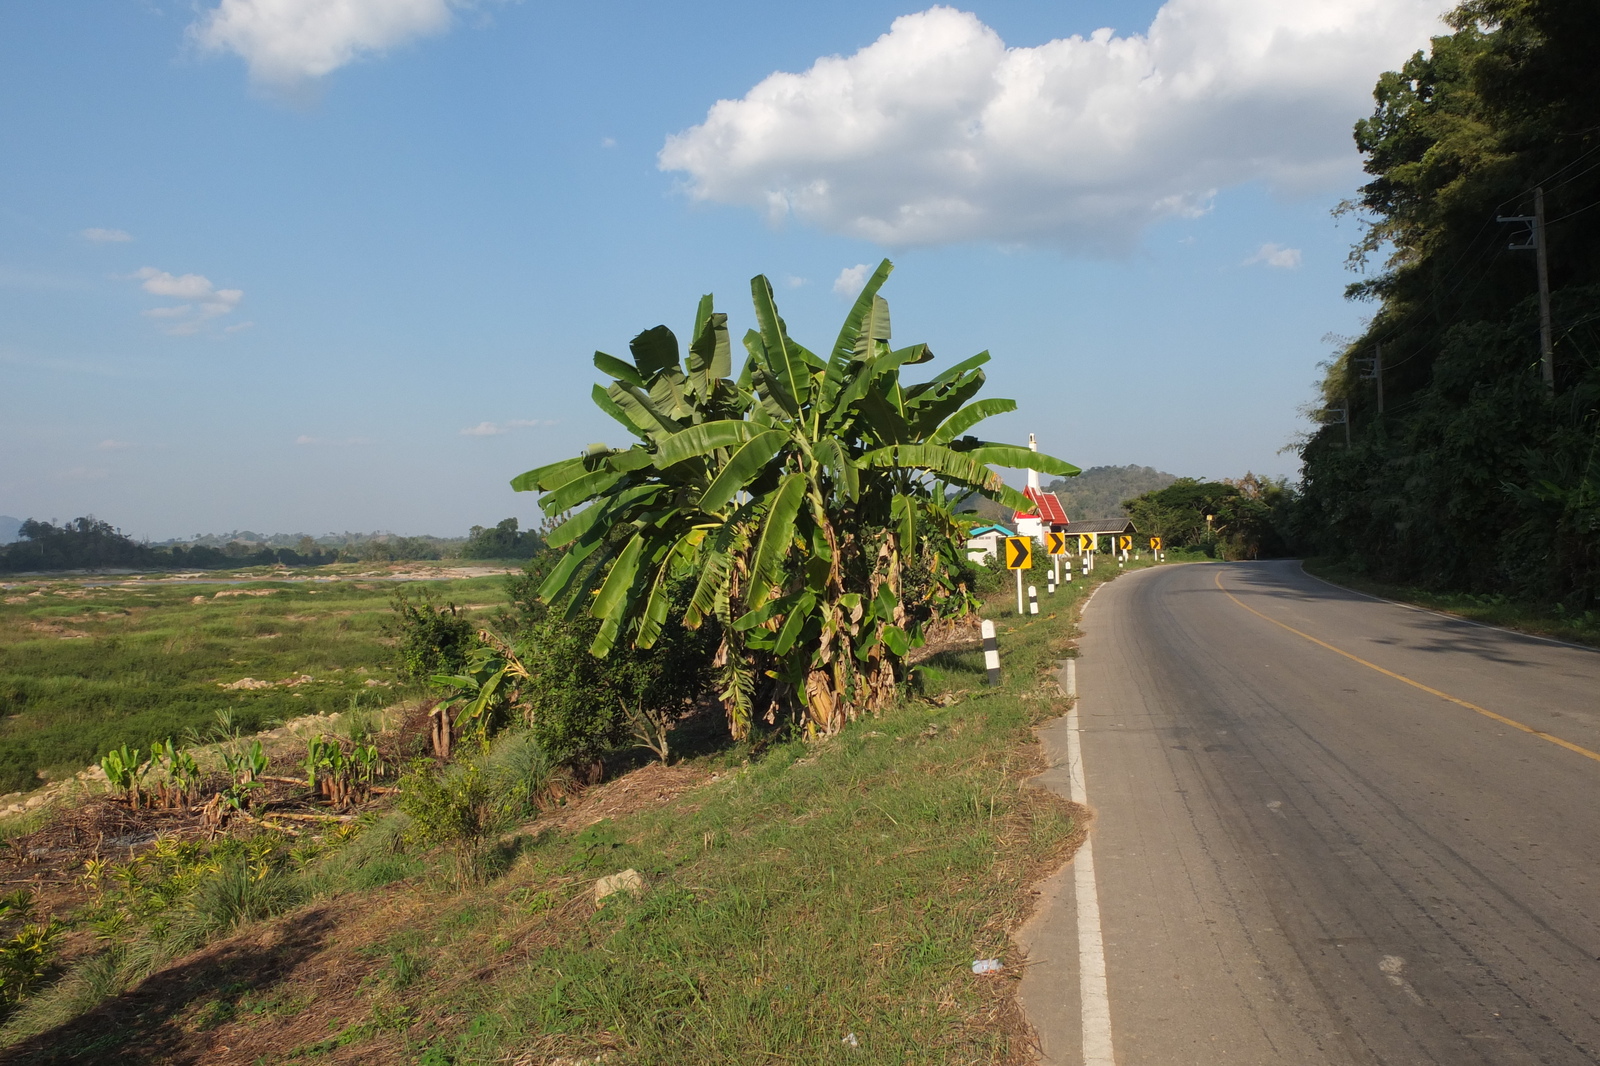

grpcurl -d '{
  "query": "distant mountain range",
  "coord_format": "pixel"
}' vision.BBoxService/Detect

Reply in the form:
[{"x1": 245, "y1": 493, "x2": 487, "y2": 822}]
[
  {"x1": 0, "y1": 516, "x2": 20, "y2": 544},
  {"x1": 966, "y1": 465, "x2": 1180, "y2": 524}
]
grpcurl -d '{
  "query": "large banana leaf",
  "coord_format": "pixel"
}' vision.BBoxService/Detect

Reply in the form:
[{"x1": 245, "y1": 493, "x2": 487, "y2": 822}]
[{"x1": 512, "y1": 265, "x2": 1079, "y2": 735}]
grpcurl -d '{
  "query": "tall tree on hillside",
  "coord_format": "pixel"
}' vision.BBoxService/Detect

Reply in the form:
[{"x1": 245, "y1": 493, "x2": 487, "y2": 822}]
[
  {"x1": 1300, "y1": 0, "x2": 1600, "y2": 603},
  {"x1": 514, "y1": 260, "x2": 1077, "y2": 736}
]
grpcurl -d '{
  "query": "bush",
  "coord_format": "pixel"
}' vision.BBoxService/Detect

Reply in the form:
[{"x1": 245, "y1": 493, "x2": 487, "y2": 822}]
[
  {"x1": 389, "y1": 590, "x2": 477, "y2": 683},
  {"x1": 0, "y1": 891, "x2": 63, "y2": 1014},
  {"x1": 400, "y1": 761, "x2": 516, "y2": 887},
  {"x1": 969, "y1": 551, "x2": 1006, "y2": 595},
  {"x1": 519, "y1": 581, "x2": 715, "y2": 763}
]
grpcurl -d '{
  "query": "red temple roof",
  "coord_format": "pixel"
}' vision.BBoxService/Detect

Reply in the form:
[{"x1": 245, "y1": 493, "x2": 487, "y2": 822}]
[{"x1": 1014, "y1": 488, "x2": 1069, "y2": 526}]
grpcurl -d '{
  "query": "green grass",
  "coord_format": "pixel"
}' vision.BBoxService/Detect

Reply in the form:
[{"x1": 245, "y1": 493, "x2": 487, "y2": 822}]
[
  {"x1": 1302, "y1": 557, "x2": 1600, "y2": 649},
  {"x1": 0, "y1": 555, "x2": 1166, "y2": 1064},
  {"x1": 339, "y1": 562, "x2": 1151, "y2": 1064},
  {"x1": 0, "y1": 572, "x2": 512, "y2": 789}
]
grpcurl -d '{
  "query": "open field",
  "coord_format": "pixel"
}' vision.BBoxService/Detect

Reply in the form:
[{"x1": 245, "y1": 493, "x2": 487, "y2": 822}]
[
  {"x1": 0, "y1": 565, "x2": 517, "y2": 792},
  {"x1": 0, "y1": 554, "x2": 1144, "y2": 1064}
]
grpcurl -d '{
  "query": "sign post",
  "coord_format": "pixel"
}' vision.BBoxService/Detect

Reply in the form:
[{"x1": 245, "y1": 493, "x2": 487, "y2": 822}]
[
  {"x1": 1046, "y1": 531, "x2": 1067, "y2": 587},
  {"x1": 1149, "y1": 536, "x2": 1163, "y2": 563},
  {"x1": 1004, "y1": 535, "x2": 1032, "y2": 616},
  {"x1": 1078, "y1": 533, "x2": 1096, "y2": 574}
]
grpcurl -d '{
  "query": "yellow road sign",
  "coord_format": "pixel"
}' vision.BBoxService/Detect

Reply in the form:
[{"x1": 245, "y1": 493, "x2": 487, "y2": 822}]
[
  {"x1": 1004, "y1": 536, "x2": 1033, "y2": 570},
  {"x1": 1078, "y1": 533, "x2": 1096, "y2": 552},
  {"x1": 1118, "y1": 535, "x2": 1133, "y2": 551},
  {"x1": 1045, "y1": 531, "x2": 1067, "y2": 556},
  {"x1": 1149, "y1": 536, "x2": 1163, "y2": 551}
]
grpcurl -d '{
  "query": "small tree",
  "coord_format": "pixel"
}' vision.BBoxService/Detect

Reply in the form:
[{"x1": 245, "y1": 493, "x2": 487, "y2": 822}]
[{"x1": 514, "y1": 260, "x2": 1076, "y2": 736}]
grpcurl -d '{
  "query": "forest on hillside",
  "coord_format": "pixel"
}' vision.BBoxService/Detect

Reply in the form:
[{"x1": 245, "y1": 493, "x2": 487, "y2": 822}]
[{"x1": 1299, "y1": 0, "x2": 1599, "y2": 606}]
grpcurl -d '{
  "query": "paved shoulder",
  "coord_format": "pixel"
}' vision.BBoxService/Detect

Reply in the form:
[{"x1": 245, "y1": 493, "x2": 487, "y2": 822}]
[{"x1": 1024, "y1": 560, "x2": 1600, "y2": 1066}]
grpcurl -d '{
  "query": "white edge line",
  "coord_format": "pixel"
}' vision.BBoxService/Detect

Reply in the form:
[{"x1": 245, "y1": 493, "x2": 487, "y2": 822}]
[
  {"x1": 1296, "y1": 562, "x2": 1600, "y2": 655},
  {"x1": 1064, "y1": 659, "x2": 1116, "y2": 1065}
]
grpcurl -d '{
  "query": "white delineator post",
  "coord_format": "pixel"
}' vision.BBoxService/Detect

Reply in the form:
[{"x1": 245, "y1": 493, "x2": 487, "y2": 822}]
[
  {"x1": 1028, "y1": 585, "x2": 1038, "y2": 615},
  {"x1": 982, "y1": 619, "x2": 1000, "y2": 686},
  {"x1": 1047, "y1": 573, "x2": 1056, "y2": 595}
]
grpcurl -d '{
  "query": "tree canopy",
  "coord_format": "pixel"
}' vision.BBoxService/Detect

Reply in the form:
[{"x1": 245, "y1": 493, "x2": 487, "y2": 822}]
[{"x1": 1299, "y1": 0, "x2": 1600, "y2": 603}]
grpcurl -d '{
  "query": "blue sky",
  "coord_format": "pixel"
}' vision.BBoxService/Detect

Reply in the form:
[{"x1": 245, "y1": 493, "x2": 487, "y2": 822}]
[{"x1": 1, "y1": 0, "x2": 1450, "y2": 540}]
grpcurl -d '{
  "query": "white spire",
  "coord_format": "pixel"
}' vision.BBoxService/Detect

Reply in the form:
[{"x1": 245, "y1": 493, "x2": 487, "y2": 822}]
[{"x1": 1027, "y1": 433, "x2": 1040, "y2": 492}]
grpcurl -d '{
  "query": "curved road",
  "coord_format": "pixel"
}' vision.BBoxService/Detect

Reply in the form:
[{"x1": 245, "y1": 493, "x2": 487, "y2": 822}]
[{"x1": 1021, "y1": 560, "x2": 1600, "y2": 1065}]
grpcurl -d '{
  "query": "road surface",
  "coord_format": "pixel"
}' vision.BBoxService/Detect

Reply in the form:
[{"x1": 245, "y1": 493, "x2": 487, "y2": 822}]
[{"x1": 1020, "y1": 560, "x2": 1600, "y2": 1065}]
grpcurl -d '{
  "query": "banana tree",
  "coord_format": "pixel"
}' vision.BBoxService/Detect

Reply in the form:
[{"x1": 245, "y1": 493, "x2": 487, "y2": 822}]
[{"x1": 513, "y1": 259, "x2": 1077, "y2": 736}]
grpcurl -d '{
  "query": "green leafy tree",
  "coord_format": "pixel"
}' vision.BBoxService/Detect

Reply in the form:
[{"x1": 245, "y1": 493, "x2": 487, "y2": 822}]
[
  {"x1": 513, "y1": 260, "x2": 1076, "y2": 736},
  {"x1": 460, "y1": 518, "x2": 543, "y2": 560},
  {"x1": 1301, "y1": 0, "x2": 1600, "y2": 604}
]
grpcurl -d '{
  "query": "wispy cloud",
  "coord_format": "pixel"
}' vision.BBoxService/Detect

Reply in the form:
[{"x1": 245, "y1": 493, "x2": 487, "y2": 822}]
[
  {"x1": 832, "y1": 264, "x2": 869, "y2": 297},
  {"x1": 191, "y1": 0, "x2": 461, "y2": 93},
  {"x1": 127, "y1": 266, "x2": 244, "y2": 334},
  {"x1": 96, "y1": 439, "x2": 133, "y2": 451},
  {"x1": 1245, "y1": 243, "x2": 1303, "y2": 269},
  {"x1": 460, "y1": 418, "x2": 555, "y2": 437},
  {"x1": 294, "y1": 434, "x2": 372, "y2": 446},
  {"x1": 81, "y1": 228, "x2": 133, "y2": 243}
]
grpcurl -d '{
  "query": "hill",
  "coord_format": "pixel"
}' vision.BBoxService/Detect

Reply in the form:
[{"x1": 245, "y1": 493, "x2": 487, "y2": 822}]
[{"x1": 1045, "y1": 465, "x2": 1179, "y2": 520}]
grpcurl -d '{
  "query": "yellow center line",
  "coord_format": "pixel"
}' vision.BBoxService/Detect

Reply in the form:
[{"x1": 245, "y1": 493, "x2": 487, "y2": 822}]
[{"x1": 1214, "y1": 570, "x2": 1600, "y2": 767}]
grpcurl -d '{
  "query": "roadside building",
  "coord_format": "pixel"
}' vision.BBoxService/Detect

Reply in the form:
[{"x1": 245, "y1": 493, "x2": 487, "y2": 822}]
[
  {"x1": 964, "y1": 523, "x2": 1016, "y2": 564},
  {"x1": 1069, "y1": 517, "x2": 1138, "y2": 552},
  {"x1": 1013, "y1": 433, "x2": 1070, "y2": 543}
]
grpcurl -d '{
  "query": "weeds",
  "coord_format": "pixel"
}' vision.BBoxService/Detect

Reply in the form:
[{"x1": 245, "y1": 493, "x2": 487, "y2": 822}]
[{"x1": 0, "y1": 892, "x2": 63, "y2": 1013}]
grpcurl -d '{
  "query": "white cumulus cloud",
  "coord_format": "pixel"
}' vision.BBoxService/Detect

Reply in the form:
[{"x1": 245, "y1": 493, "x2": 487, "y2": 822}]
[
  {"x1": 660, "y1": 1, "x2": 1450, "y2": 251},
  {"x1": 81, "y1": 228, "x2": 133, "y2": 243},
  {"x1": 832, "y1": 264, "x2": 870, "y2": 296},
  {"x1": 1246, "y1": 243, "x2": 1303, "y2": 268},
  {"x1": 191, "y1": 0, "x2": 457, "y2": 90},
  {"x1": 129, "y1": 267, "x2": 244, "y2": 334}
]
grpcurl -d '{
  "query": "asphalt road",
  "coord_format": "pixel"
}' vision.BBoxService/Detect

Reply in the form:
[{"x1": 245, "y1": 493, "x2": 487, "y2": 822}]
[{"x1": 1021, "y1": 560, "x2": 1600, "y2": 1065}]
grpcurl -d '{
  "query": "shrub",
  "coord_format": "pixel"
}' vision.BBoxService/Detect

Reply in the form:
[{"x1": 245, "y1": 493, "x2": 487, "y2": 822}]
[
  {"x1": 519, "y1": 579, "x2": 714, "y2": 763},
  {"x1": 400, "y1": 762, "x2": 516, "y2": 888},
  {"x1": 389, "y1": 590, "x2": 476, "y2": 683},
  {"x1": 0, "y1": 891, "x2": 63, "y2": 1013},
  {"x1": 399, "y1": 731, "x2": 559, "y2": 886}
]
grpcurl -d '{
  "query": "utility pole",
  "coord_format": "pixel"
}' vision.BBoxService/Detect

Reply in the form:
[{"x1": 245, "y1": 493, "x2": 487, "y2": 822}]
[
  {"x1": 1374, "y1": 341, "x2": 1384, "y2": 414},
  {"x1": 1535, "y1": 187, "x2": 1554, "y2": 392},
  {"x1": 1497, "y1": 188, "x2": 1555, "y2": 394},
  {"x1": 1358, "y1": 345, "x2": 1384, "y2": 415}
]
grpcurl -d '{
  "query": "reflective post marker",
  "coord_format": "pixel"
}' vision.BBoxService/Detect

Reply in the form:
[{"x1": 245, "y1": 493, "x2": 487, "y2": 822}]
[
  {"x1": 982, "y1": 619, "x2": 1000, "y2": 686},
  {"x1": 1029, "y1": 585, "x2": 1039, "y2": 615},
  {"x1": 1047, "y1": 573, "x2": 1056, "y2": 595}
]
